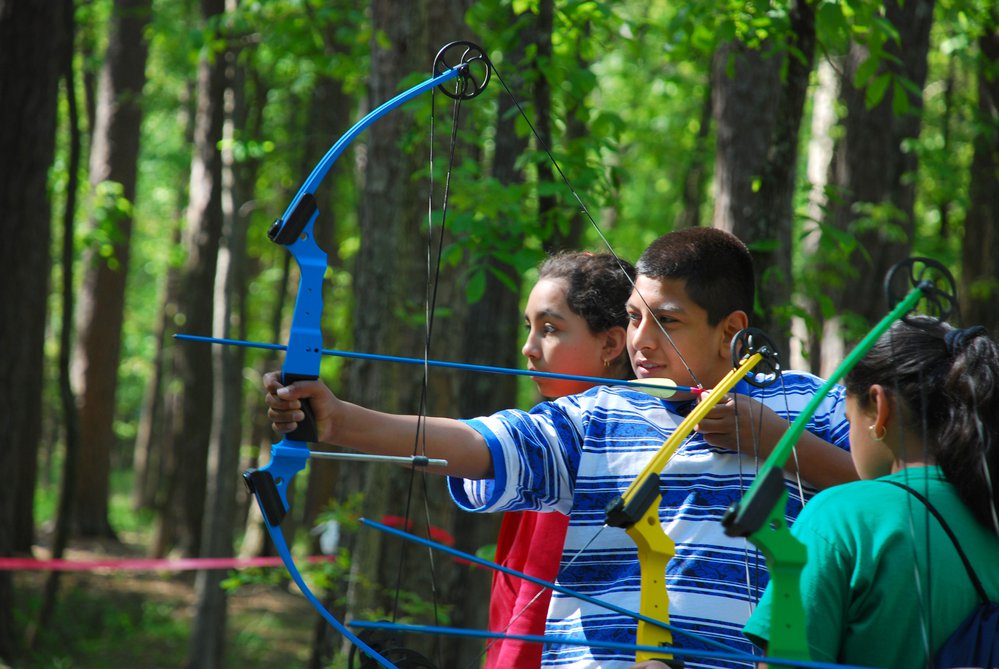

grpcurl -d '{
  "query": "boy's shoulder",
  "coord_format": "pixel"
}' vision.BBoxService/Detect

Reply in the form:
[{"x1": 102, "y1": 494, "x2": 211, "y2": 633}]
[{"x1": 750, "y1": 368, "x2": 845, "y2": 400}]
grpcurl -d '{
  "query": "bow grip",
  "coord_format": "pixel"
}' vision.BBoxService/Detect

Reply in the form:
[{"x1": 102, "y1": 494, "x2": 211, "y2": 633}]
[{"x1": 281, "y1": 371, "x2": 319, "y2": 443}]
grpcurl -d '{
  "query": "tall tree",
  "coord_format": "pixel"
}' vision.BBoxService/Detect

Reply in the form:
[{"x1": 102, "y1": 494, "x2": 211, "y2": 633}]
[
  {"x1": 0, "y1": 0, "x2": 67, "y2": 660},
  {"x1": 187, "y1": 3, "x2": 247, "y2": 664},
  {"x1": 341, "y1": 1, "x2": 467, "y2": 663},
  {"x1": 828, "y1": 0, "x2": 936, "y2": 330},
  {"x1": 960, "y1": 8, "x2": 999, "y2": 335},
  {"x1": 155, "y1": 0, "x2": 228, "y2": 557},
  {"x1": 70, "y1": 0, "x2": 153, "y2": 538},
  {"x1": 711, "y1": 0, "x2": 817, "y2": 358},
  {"x1": 32, "y1": 0, "x2": 84, "y2": 642},
  {"x1": 450, "y1": 4, "x2": 536, "y2": 665}
]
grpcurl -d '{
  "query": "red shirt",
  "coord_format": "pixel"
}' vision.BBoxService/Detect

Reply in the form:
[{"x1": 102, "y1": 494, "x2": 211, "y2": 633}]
[{"x1": 484, "y1": 510, "x2": 569, "y2": 668}]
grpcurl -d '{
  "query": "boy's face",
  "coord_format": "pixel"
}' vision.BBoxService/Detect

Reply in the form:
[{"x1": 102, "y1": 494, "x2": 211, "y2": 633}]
[{"x1": 626, "y1": 275, "x2": 742, "y2": 395}]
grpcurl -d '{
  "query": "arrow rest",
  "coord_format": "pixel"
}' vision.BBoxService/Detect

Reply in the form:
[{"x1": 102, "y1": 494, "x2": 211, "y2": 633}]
[
  {"x1": 730, "y1": 327, "x2": 781, "y2": 388},
  {"x1": 884, "y1": 257, "x2": 957, "y2": 325},
  {"x1": 433, "y1": 41, "x2": 492, "y2": 99}
]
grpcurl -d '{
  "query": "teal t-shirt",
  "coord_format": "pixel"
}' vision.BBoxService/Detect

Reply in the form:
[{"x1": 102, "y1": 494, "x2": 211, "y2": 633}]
[{"x1": 744, "y1": 466, "x2": 999, "y2": 668}]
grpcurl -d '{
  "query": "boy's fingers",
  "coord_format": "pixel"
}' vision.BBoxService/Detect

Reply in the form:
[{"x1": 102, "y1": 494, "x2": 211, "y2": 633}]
[
  {"x1": 275, "y1": 378, "x2": 324, "y2": 400},
  {"x1": 268, "y1": 406, "x2": 305, "y2": 431},
  {"x1": 265, "y1": 388, "x2": 300, "y2": 411},
  {"x1": 262, "y1": 370, "x2": 284, "y2": 392}
]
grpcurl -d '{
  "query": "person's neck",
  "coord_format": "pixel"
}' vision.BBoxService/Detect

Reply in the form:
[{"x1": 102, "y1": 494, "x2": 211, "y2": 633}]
[{"x1": 891, "y1": 456, "x2": 937, "y2": 475}]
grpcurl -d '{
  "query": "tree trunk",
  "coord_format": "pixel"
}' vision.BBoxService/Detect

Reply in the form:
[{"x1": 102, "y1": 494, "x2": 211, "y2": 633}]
[
  {"x1": 155, "y1": 0, "x2": 228, "y2": 558},
  {"x1": 0, "y1": 0, "x2": 67, "y2": 660},
  {"x1": 70, "y1": 0, "x2": 152, "y2": 538},
  {"x1": 960, "y1": 10, "x2": 999, "y2": 335},
  {"x1": 533, "y1": 0, "x2": 559, "y2": 253},
  {"x1": 829, "y1": 0, "x2": 935, "y2": 331},
  {"x1": 300, "y1": 17, "x2": 364, "y2": 669},
  {"x1": 711, "y1": 0, "x2": 815, "y2": 358},
  {"x1": 417, "y1": 7, "x2": 505, "y2": 667},
  {"x1": 188, "y1": 13, "x2": 246, "y2": 666},
  {"x1": 749, "y1": 0, "x2": 815, "y2": 358},
  {"x1": 794, "y1": 58, "x2": 841, "y2": 376},
  {"x1": 343, "y1": 2, "x2": 466, "y2": 664},
  {"x1": 31, "y1": 0, "x2": 82, "y2": 642}
]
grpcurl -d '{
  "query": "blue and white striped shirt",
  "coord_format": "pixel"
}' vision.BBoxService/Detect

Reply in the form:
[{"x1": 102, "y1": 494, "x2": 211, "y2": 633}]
[{"x1": 448, "y1": 371, "x2": 849, "y2": 669}]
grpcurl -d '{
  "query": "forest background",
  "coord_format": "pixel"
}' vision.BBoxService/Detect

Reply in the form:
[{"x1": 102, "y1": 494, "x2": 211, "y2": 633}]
[{"x1": 1, "y1": 0, "x2": 998, "y2": 667}]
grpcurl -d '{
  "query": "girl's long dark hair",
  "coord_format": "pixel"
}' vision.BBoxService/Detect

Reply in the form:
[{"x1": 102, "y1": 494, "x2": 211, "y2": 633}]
[{"x1": 844, "y1": 317, "x2": 999, "y2": 535}]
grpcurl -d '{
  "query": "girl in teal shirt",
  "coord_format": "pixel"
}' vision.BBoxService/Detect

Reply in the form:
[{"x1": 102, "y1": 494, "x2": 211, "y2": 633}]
[{"x1": 744, "y1": 318, "x2": 999, "y2": 667}]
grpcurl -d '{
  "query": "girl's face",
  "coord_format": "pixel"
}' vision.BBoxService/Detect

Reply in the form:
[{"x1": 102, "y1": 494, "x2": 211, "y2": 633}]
[
  {"x1": 522, "y1": 277, "x2": 615, "y2": 399},
  {"x1": 845, "y1": 393, "x2": 896, "y2": 479}
]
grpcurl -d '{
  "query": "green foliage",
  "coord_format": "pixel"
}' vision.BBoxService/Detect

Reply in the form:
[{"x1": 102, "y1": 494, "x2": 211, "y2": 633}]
[{"x1": 32, "y1": 0, "x2": 999, "y2": 660}]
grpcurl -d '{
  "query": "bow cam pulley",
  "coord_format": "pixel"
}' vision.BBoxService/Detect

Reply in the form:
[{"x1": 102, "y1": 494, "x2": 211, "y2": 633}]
[
  {"x1": 348, "y1": 626, "x2": 437, "y2": 669},
  {"x1": 433, "y1": 41, "x2": 491, "y2": 100},
  {"x1": 730, "y1": 327, "x2": 781, "y2": 388},
  {"x1": 884, "y1": 257, "x2": 957, "y2": 326}
]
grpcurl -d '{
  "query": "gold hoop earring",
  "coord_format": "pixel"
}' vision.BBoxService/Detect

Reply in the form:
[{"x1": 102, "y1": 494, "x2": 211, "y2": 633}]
[
  {"x1": 868, "y1": 424, "x2": 887, "y2": 442},
  {"x1": 603, "y1": 359, "x2": 611, "y2": 369}
]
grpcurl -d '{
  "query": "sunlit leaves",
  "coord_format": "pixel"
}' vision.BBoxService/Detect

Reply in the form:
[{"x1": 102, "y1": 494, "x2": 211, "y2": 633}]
[{"x1": 86, "y1": 180, "x2": 134, "y2": 269}]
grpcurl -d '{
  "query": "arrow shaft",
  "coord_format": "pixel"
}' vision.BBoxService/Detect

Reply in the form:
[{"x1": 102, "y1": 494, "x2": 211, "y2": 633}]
[{"x1": 174, "y1": 333, "x2": 701, "y2": 394}]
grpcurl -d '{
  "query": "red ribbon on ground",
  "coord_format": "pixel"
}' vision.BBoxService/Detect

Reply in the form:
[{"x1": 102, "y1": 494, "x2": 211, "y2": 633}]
[{"x1": 0, "y1": 555, "x2": 333, "y2": 572}]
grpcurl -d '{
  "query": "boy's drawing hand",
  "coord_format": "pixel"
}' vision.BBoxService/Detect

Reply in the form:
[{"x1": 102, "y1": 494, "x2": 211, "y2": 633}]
[
  {"x1": 694, "y1": 392, "x2": 782, "y2": 455},
  {"x1": 263, "y1": 371, "x2": 336, "y2": 442}
]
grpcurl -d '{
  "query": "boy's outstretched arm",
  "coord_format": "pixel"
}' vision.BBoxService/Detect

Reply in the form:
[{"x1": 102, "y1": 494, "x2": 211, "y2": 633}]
[
  {"x1": 264, "y1": 371, "x2": 494, "y2": 480},
  {"x1": 694, "y1": 394, "x2": 858, "y2": 490}
]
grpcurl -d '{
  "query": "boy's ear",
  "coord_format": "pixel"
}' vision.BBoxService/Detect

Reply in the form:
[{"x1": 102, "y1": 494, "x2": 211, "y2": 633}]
[{"x1": 717, "y1": 310, "x2": 749, "y2": 354}]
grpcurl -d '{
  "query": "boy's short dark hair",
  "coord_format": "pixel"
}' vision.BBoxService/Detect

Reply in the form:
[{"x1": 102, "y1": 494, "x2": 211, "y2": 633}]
[{"x1": 635, "y1": 227, "x2": 754, "y2": 325}]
